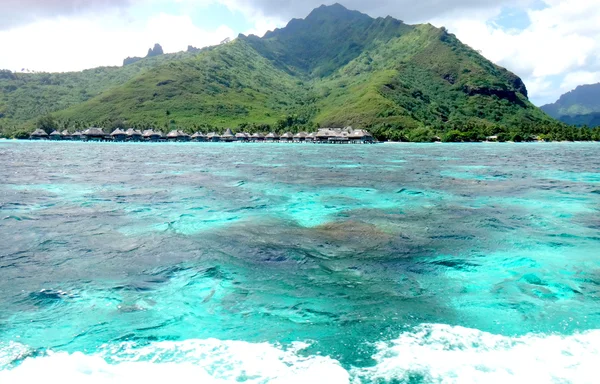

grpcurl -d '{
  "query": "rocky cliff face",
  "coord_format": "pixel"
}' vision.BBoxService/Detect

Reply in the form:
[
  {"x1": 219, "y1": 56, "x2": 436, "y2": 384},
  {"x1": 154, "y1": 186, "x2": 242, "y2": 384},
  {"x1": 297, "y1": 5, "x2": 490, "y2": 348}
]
[{"x1": 123, "y1": 44, "x2": 164, "y2": 66}]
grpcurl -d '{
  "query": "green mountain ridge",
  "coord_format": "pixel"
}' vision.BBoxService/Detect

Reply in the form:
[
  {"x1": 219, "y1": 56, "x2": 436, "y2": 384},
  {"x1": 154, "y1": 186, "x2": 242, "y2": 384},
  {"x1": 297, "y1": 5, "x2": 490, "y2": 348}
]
[
  {"x1": 1, "y1": 3, "x2": 598, "y2": 141},
  {"x1": 541, "y1": 83, "x2": 600, "y2": 127}
]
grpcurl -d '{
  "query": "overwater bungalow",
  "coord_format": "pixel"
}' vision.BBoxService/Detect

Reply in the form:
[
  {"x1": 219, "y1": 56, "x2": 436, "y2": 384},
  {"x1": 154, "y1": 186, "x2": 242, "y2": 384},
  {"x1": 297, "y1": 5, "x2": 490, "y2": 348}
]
[
  {"x1": 30, "y1": 128, "x2": 48, "y2": 140},
  {"x1": 265, "y1": 132, "x2": 279, "y2": 142},
  {"x1": 293, "y1": 132, "x2": 307, "y2": 142},
  {"x1": 251, "y1": 133, "x2": 265, "y2": 142},
  {"x1": 142, "y1": 129, "x2": 154, "y2": 141},
  {"x1": 71, "y1": 131, "x2": 83, "y2": 141},
  {"x1": 61, "y1": 130, "x2": 72, "y2": 140},
  {"x1": 207, "y1": 132, "x2": 220, "y2": 142},
  {"x1": 83, "y1": 127, "x2": 106, "y2": 141},
  {"x1": 235, "y1": 132, "x2": 249, "y2": 142},
  {"x1": 221, "y1": 128, "x2": 235, "y2": 142},
  {"x1": 329, "y1": 134, "x2": 350, "y2": 144},
  {"x1": 143, "y1": 130, "x2": 163, "y2": 142},
  {"x1": 191, "y1": 132, "x2": 207, "y2": 142},
  {"x1": 111, "y1": 128, "x2": 127, "y2": 142},
  {"x1": 280, "y1": 132, "x2": 294, "y2": 143},
  {"x1": 177, "y1": 130, "x2": 191, "y2": 142},
  {"x1": 348, "y1": 129, "x2": 374, "y2": 143},
  {"x1": 49, "y1": 130, "x2": 62, "y2": 141},
  {"x1": 315, "y1": 129, "x2": 334, "y2": 143},
  {"x1": 167, "y1": 130, "x2": 180, "y2": 141},
  {"x1": 126, "y1": 128, "x2": 143, "y2": 142},
  {"x1": 306, "y1": 132, "x2": 316, "y2": 142}
]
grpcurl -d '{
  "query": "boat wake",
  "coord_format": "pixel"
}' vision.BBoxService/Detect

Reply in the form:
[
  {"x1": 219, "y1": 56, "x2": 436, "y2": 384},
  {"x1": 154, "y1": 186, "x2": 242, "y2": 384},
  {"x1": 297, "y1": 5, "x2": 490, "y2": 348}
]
[{"x1": 1, "y1": 324, "x2": 598, "y2": 383}]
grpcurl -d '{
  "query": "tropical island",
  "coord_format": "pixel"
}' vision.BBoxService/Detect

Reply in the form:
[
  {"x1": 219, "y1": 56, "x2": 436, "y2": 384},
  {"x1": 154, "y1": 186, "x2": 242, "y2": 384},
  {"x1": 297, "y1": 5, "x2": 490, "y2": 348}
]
[{"x1": 1, "y1": 4, "x2": 600, "y2": 142}]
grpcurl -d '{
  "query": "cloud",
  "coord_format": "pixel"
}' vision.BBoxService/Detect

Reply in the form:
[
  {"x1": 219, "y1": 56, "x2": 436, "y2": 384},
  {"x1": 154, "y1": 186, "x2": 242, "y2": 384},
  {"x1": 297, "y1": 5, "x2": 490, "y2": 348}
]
[
  {"x1": 0, "y1": 9, "x2": 236, "y2": 72},
  {"x1": 1, "y1": 0, "x2": 133, "y2": 30}
]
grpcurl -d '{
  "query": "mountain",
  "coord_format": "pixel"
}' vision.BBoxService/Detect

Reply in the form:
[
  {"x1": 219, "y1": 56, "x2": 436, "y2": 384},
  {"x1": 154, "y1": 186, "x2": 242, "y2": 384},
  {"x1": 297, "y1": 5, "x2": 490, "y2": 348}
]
[
  {"x1": 541, "y1": 83, "x2": 600, "y2": 127},
  {"x1": 2, "y1": 3, "x2": 588, "y2": 141}
]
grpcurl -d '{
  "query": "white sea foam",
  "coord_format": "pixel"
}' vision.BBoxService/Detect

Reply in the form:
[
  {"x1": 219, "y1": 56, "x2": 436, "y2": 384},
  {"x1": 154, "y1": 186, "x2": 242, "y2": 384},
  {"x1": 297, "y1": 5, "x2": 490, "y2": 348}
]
[
  {"x1": 352, "y1": 324, "x2": 600, "y2": 384},
  {"x1": 2, "y1": 325, "x2": 599, "y2": 384},
  {"x1": 0, "y1": 339, "x2": 349, "y2": 384}
]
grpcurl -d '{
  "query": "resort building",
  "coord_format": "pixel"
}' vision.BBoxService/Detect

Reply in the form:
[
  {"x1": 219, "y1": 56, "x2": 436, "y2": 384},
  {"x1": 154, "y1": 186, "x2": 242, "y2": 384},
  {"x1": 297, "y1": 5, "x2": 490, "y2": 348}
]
[
  {"x1": 221, "y1": 128, "x2": 235, "y2": 142},
  {"x1": 28, "y1": 126, "x2": 375, "y2": 144},
  {"x1": 49, "y1": 130, "x2": 62, "y2": 141},
  {"x1": 207, "y1": 132, "x2": 220, "y2": 142},
  {"x1": 30, "y1": 129, "x2": 48, "y2": 140},
  {"x1": 141, "y1": 129, "x2": 164, "y2": 142},
  {"x1": 293, "y1": 132, "x2": 307, "y2": 142},
  {"x1": 265, "y1": 132, "x2": 279, "y2": 142},
  {"x1": 126, "y1": 128, "x2": 143, "y2": 142},
  {"x1": 191, "y1": 132, "x2": 207, "y2": 142},
  {"x1": 167, "y1": 130, "x2": 190, "y2": 142},
  {"x1": 280, "y1": 132, "x2": 293, "y2": 143},
  {"x1": 315, "y1": 127, "x2": 374, "y2": 144},
  {"x1": 83, "y1": 127, "x2": 106, "y2": 141},
  {"x1": 111, "y1": 128, "x2": 127, "y2": 142},
  {"x1": 235, "y1": 132, "x2": 249, "y2": 142}
]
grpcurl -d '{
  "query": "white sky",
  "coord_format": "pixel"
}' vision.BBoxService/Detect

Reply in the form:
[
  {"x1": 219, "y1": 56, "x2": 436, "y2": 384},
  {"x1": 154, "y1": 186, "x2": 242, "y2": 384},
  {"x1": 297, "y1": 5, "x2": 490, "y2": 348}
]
[{"x1": 1, "y1": 0, "x2": 599, "y2": 105}]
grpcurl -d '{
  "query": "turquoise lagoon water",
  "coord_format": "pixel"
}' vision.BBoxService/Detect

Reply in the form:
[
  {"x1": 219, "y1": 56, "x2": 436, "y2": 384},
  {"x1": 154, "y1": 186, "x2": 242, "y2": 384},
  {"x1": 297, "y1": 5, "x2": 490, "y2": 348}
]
[{"x1": 0, "y1": 141, "x2": 599, "y2": 383}]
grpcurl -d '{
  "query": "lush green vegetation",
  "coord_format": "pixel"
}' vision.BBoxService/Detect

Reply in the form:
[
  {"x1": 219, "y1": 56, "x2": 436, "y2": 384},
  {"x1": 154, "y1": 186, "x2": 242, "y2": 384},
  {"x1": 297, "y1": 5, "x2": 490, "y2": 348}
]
[
  {"x1": 0, "y1": 50, "x2": 197, "y2": 129},
  {"x1": 1, "y1": 4, "x2": 598, "y2": 142}
]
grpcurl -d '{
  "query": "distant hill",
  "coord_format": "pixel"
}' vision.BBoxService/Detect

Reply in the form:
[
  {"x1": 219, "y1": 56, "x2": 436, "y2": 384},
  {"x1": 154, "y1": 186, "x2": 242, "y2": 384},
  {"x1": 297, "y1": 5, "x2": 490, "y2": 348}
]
[
  {"x1": 2, "y1": 3, "x2": 587, "y2": 141},
  {"x1": 542, "y1": 83, "x2": 600, "y2": 127}
]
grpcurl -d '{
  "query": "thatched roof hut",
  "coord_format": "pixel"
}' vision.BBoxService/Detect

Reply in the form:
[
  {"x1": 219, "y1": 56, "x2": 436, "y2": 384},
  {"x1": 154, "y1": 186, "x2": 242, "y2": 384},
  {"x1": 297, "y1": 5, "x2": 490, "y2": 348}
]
[
  {"x1": 83, "y1": 127, "x2": 106, "y2": 141},
  {"x1": 251, "y1": 133, "x2": 265, "y2": 141},
  {"x1": 235, "y1": 132, "x2": 248, "y2": 141},
  {"x1": 221, "y1": 128, "x2": 235, "y2": 142},
  {"x1": 177, "y1": 130, "x2": 190, "y2": 141},
  {"x1": 142, "y1": 129, "x2": 154, "y2": 138},
  {"x1": 348, "y1": 129, "x2": 374, "y2": 142},
  {"x1": 265, "y1": 132, "x2": 279, "y2": 141},
  {"x1": 191, "y1": 132, "x2": 206, "y2": 142},
  {"x1": 126, "y1": 128, "x2": 143, "y2": 141},
  {"x1": 49, "y1": 130, "x2": 62, "y2": 140},
  {"x1": 61, "y1": 130, "x2": 71, "y2": 139},
  {"x1": 167, "y1": 130, "x2": 180, "y2": 140},
  {"x1": 30, "y1": 128, "x2": 48, "y2": 140},
  {"x1": 111, "y1": 128, "x2": 127, "y2": 141},
  {"x1": 71, "y1": 131, "x2": 83, "y2": 140},
  {"x1": 316, "y1": 129, "x2": 335, "y2": 139}
]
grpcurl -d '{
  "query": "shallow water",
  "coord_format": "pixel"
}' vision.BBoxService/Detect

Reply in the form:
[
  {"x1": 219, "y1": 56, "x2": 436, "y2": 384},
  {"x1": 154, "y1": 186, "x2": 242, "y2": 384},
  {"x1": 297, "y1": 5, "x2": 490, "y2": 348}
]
[{"x1": 0, "y1": 141, "x2": 599, "y2": 383}]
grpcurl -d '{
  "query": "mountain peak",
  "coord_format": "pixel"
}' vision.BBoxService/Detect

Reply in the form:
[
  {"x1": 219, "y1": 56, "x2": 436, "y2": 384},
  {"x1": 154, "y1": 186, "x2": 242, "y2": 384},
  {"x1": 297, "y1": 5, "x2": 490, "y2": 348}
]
[
  {"x1": 123, "y1": 43, "x2": 164, "y2": 66},
  {"x1": 306, "y1": 3, "x2": 370, "y2": 21}
]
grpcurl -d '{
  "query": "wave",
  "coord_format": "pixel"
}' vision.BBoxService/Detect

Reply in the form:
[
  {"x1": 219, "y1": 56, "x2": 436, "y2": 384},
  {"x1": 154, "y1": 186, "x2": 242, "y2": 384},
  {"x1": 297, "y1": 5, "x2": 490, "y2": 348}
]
[
  {"x1": 1, "y1": 324, "x2": 599, "y2": 383},
  {"x1": 0, "y1": 339, "x2": 349, "y2": 384},
  {"x1": 352, "y1": 324, "x2": 600, "y2": 383}
]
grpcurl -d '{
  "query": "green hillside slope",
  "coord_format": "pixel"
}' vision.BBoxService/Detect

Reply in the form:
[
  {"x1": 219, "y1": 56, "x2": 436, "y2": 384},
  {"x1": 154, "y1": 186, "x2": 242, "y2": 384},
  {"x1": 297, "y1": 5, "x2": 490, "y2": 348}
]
[
  {"x1": 0, "y1": 50, "x2": 197, "y2": 127},
  {"x1": 54, "y1": 40, "x2": 310, "y2": 129}
]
